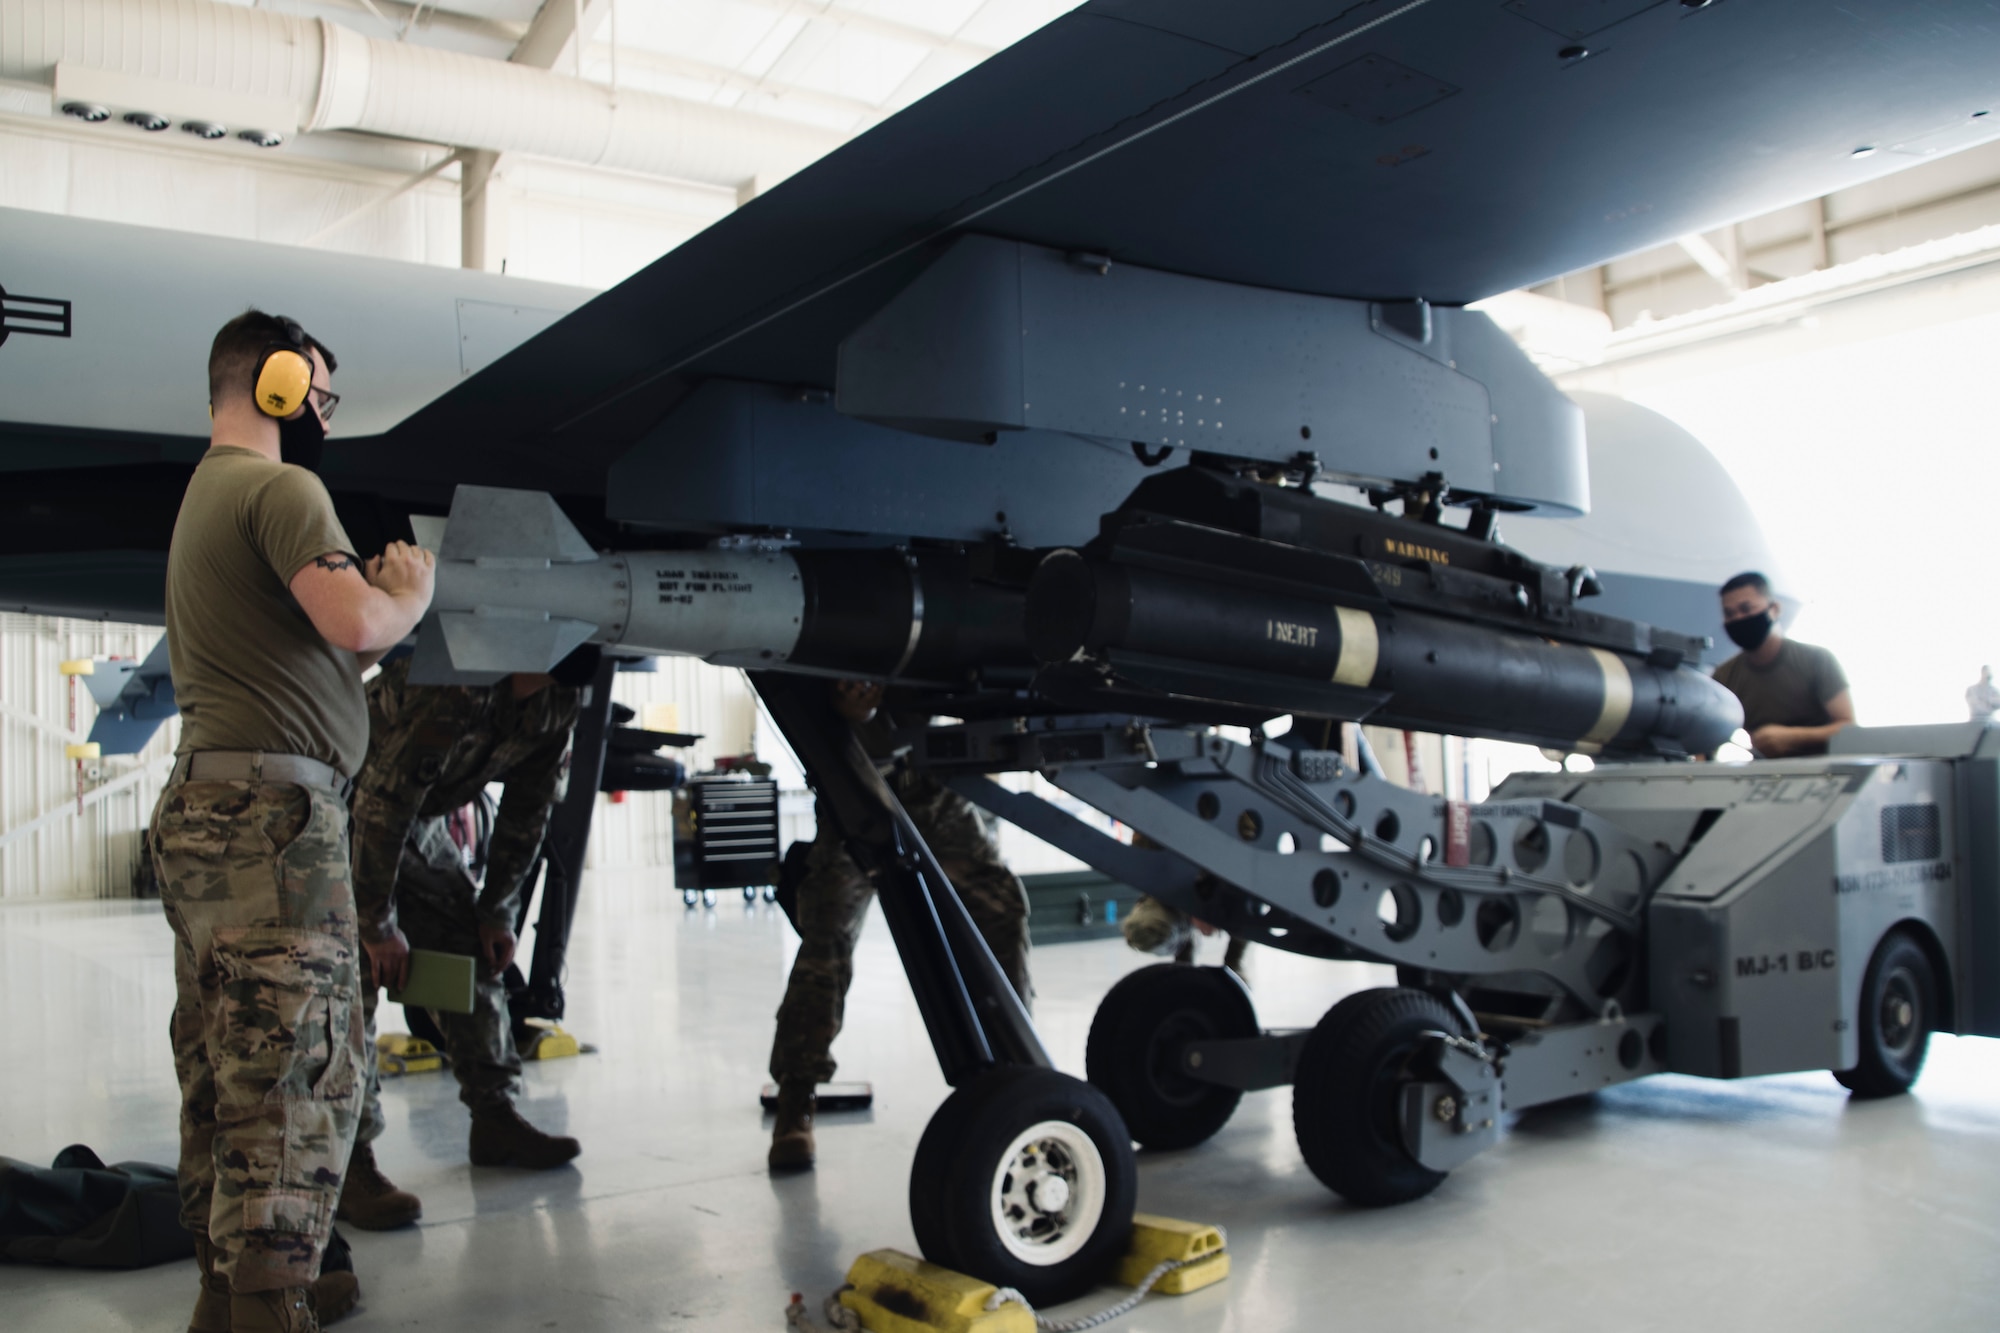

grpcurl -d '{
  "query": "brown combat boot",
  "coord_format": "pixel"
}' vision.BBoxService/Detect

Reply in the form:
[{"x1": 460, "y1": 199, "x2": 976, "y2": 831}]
[
  {"x1": 767, "y1": 1080, "x2": 816, "y2": 1173},
  {"x1": 468, "y1": 1101, "x2": 581, "y2": 1169},
  {"x1": 191, "y1": 1240, "x2": 357, "y2": 1331},
  {"x1": 335, "y1": 1141, "x2": 422, "y2": 1230},
  {"x1": 228, "y1": 1287, "x2": 319, "y2": 1333},
  {"x1": 312, "y1": 1272, "x2": 360, "y2": 1326},
  {"x1": 187, "y1": 1236, "x2": 229, "y2": 1333}
]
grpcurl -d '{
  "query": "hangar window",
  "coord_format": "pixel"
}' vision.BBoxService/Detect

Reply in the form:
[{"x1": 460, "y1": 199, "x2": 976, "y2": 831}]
[{"x1": 1880, "y1": 804, "x2": 1941, "y2": 863}]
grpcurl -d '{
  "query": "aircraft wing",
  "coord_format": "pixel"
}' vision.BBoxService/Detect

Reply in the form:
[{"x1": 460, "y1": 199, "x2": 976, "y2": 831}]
[
  {"x1": 4, "y1": 0, "x2": 1997, "y2": 625},
  {"x1": 369, "y1": 0, "x2": 2000, "y2": 484}
]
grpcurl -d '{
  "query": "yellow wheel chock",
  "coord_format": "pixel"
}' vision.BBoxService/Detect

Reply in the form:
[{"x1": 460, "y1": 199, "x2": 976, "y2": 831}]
[
  {"x1": 832, "y1": 1214, "x2": 1227, "y2": 1331},
  {"x1": 375, "y1": 1032, "x2": 445, "y2": 1077}
]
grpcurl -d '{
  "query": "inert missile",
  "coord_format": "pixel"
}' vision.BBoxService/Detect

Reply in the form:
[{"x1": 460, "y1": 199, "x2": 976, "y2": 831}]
[
  {"x1": 427, "y1": 486, "x2": 1027, "y2": 682},
  {"x1": 1022, "y1": 468, "x2": 1743, "y2": 758},
  {"x1": 431, "y1": 475, "x2": 1740, "y2": 759}
]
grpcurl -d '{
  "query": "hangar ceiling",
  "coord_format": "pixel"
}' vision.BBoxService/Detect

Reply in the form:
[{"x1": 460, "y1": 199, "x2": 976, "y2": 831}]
[
  {"x1": 0, "y1": 0, "x2": 1085, "y2": 283},
  {"x1": 1, "y1": 0, "x2": 1996, "y2": 337}
]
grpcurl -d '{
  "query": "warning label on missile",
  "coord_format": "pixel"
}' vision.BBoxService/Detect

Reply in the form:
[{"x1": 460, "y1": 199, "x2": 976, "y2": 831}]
[{"x1": 655, "y1": 566, "x2": 756, "y2": 605}]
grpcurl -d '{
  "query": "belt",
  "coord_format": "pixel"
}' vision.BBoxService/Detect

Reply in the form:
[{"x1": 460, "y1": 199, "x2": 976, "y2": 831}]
[{"x1": 172, "y1": 751, "x2": 353, "y2": 799}]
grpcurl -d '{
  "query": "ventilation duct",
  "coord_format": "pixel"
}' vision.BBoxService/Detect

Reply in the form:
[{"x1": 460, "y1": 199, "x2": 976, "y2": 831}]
[{"x1": 3, "y1": 0, "x2": 845, "y2": 189}]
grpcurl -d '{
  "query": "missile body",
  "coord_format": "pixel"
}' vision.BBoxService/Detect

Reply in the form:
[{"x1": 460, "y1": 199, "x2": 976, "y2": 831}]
[
  {"x1": 1026, "y1": 553, "x2": 1741, "y2": 756},
  {"x1": 1021, "y1": 468, "x2": 1743, "y2": 758},
  {"x1": 432, "y1": 480, "x2": 1741, "y2": 758},
  {"x1": 430, "y1": 487, "x2": 1027, "y2": 681}
]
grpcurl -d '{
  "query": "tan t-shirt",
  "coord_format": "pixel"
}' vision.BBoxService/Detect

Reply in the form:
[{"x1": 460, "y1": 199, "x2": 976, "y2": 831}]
[
  {"x1": 165, "y1": 447, "x2": 369, "y2": 775},
  {"x1": 1713, "y1": 637, "x2": 1849, "y2": 754}
]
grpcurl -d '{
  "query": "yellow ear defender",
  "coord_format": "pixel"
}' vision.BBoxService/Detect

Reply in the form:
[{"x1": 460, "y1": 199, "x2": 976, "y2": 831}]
[{"x1": 252, "y1": 318, "x2": 315, "y2": 418}]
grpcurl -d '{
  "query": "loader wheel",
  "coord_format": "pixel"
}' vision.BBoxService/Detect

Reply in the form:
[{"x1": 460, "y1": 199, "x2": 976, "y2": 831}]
[
  {"x1": 909, "y1": 1066, "x2": 1135, "y2": 1307},
  {"x1": 1086, "y1": 964, "x2": 1259, "y2": 1150},
  {"x1": 1293, "y1": 987, "x2": 1464, "y2": 1207},
  {"x1": 1834, "y1": 930, "x2": 1936, "y2": 1098}
]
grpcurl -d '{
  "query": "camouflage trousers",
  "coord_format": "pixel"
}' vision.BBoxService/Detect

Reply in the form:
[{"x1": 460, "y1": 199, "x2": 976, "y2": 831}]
[
  {"x1": 359, "y1": 815, "x2": 521, "y2": 1141},
  {"x1": 153, "y1": 777, "x2": 365, "y2": 1293},
  {"x1": 770, "y1": 781, "x2": 1031, "y2": 1087}
]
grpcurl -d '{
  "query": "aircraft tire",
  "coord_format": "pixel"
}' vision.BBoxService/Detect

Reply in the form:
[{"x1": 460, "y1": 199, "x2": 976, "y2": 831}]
[
  {"x1": 1085, "y1": 963, "x2": 1258, "y2": 1150},
  {"x1": 1293, "y1": 987, "x2": 1463, "y2": 1207},
  {"x1": 1834, "y1": 929, "x2": 1936, "y2": 1098},
  {"x1": 908, "y1": 1065, "x2": 1135, "y2": 1307}
]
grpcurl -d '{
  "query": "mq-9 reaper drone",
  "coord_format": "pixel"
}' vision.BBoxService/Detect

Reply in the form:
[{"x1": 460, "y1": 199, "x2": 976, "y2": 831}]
[
  {"x1": 13, "y1": 0, "x2": 2000, "y2": 1311},
  {"x1": 425, "y1": 246, "x2": 2000, "y2": 1304}
]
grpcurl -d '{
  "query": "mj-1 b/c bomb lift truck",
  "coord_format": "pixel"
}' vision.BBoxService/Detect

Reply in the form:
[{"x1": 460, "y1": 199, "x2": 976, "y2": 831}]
[{"x1": 916, "y1": 714, "x2": 2000, "y2": 1207}]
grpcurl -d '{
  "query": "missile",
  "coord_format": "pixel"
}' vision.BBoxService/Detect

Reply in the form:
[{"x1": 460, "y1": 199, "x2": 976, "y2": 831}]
[
  {"x1": 426, "y1": 486, "x2": 1029, "y2": 683},
  {"x1": 1021, "y1": 467, "x2": 1743, "y2": 758},
  {"x1": 432, "y1": 473, "x2": 1741, "y2": 759}
]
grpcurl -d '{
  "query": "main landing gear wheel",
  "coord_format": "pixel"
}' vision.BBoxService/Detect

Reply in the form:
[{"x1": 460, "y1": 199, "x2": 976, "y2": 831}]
[
  {"x1": 1835, "y1": 929, "x2": 1937, "y2": 1098},
  {"x1": 909, "y1": 1066, "x2": 1137, "y2": 1307},
  {"x1": 1293, "y1": 987, "x2": 1467, "y2": 1207},
  {"x1": 1085, "y1": 963, "x2": 1259, "y2": 1150}
]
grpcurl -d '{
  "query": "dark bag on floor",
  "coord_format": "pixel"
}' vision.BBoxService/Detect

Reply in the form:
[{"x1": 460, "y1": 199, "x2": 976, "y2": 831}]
[{"x1": 0, "y1": 1144, "x2": 194, "y2": 1269}]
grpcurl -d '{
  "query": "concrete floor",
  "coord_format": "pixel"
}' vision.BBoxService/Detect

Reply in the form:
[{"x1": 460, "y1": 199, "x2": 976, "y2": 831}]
[{"x1": 4, "y1": 872, "x2": 1999, "y2": 1332}]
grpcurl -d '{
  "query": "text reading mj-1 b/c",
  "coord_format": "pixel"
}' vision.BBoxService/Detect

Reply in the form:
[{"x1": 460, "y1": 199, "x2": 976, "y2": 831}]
[{"x1": 1735, "y1": 949, "x2": 1837, "y2": 978}]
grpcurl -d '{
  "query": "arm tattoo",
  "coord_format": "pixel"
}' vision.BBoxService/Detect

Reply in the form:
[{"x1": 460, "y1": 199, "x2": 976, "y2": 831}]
[{"x1": 313, "y1": 554, "x2": 359, "y2": 574}]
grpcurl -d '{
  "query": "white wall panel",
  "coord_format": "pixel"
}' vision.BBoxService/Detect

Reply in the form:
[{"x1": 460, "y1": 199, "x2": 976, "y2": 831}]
[
  {"x1": 0, "y1": 124, "x2": 67, "y2": 210},
  {"x1": 0, "y1": 616, "x2": 765, "y2": 896},
  {"x1": 0, "y1": 122, "x2": 461, "y2": 263},
  {"x1": 0, "y1": 615, "x2": 180, "y2": 902}
]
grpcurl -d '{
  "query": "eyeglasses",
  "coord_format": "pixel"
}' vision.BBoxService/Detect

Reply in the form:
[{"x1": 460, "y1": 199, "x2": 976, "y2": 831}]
[{"x1": 310, "y1": 386, "x2": 341, "y2": 422}]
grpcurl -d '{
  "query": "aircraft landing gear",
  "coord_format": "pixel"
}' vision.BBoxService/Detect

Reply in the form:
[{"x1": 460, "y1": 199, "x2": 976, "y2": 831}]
[
  {"x1": 751, "y1": 672, "x2": 1137, "y2": 1300},
  {"x1": 910, "y1": 1065, "x2": 1136, "y2": 1307},
  {"x1": 1086, "y1": 964, "x2": 1259, "y2": 1150}
]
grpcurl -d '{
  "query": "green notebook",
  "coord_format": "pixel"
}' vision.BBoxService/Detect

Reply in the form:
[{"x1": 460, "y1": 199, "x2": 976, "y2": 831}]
[{"x1": 386, "y1": 949, "x2": 477, "y2": 1015}]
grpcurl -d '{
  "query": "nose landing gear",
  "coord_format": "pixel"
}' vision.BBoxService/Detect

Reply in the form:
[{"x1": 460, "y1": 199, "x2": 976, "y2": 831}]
[{"x1": 910, "y1": 1065, "x2": 1137, "y2": 1307}]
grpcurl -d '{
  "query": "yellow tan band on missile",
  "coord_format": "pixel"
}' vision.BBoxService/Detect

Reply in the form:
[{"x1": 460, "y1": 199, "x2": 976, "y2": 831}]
[
  {"x1": 1332, "y1": 607, "x2": 1379, "y2": 687},
  {"x1": 1579, "y1": 647, "x2": 1633, "y2": 750}
]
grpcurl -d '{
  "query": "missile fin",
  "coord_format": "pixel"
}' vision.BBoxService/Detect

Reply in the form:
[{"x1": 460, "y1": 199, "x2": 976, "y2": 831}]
[
  {"x1": 407, "y1": 616, "x2": 507, "y2": 687},
  {"x1": 439, "y1": 486, "x2": 597, "y2": 564},
  {"x1": 438, "y1": 608, "x2": 598, "y2": 674}
]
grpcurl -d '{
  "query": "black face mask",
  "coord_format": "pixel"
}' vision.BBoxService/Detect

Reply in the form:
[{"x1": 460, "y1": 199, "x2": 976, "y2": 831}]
[
  {"x1": 1724, "y1": 608, "x2": 1774, "y2": 652},
  {"x1": 278, "y1": 409, "x2": 326, "y2": 474}
]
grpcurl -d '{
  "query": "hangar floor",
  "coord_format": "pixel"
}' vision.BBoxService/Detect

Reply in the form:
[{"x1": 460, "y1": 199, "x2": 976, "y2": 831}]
[{"x1": 4, "y1": 872, "x2": 1998, "y2": 1332}]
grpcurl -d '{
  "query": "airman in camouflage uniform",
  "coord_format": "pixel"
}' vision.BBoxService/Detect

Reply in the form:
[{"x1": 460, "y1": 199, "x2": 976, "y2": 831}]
[
  {"x1": 337, "y1": 650, "x2": 593, "y2": 1228},
  {"x1": 159, "y1": 310, "x2": 436, "y2": 1332},
  {"x1": 768, "y1": 681, "x2": 1031, "y2": 1171}
]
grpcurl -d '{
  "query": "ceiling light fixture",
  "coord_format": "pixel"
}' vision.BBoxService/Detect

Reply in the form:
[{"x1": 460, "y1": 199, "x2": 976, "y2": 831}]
[
  {"x1": 61, "y1": 102, "x2": 110, "y2": 123},
  {"x1": 237, "y1": 129, "x2": 285, "y2": 148},
  {"x1": 181, "y1": 120, "x2": 227, "y2": 140},
  {"x1": 123, "y1": 111, "x2": 168, "y2": 131}
]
